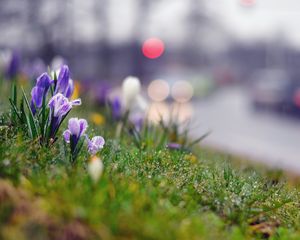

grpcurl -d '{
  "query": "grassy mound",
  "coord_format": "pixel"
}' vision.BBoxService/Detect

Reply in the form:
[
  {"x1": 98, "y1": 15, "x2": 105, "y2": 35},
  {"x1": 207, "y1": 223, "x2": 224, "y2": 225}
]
[
  {"x1": 0, "y1": 74, "x2": 300, "y2": 239},
  {"x1": 1, "y1": 117, "x2": 300, "y2": 239}
]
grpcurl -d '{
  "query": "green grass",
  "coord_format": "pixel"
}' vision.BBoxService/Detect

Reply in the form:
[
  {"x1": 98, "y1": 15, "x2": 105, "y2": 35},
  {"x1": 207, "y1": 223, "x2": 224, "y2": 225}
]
[{"x1": 1, "y1": 86, "x2": 300, "y2": 239}]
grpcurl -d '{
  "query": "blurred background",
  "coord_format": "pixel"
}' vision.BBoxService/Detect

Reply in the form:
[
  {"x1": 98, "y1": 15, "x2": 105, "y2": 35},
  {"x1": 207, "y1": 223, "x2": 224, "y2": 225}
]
[{"x1": 1, "y1": 0, "x2": 300, "y2": 171}]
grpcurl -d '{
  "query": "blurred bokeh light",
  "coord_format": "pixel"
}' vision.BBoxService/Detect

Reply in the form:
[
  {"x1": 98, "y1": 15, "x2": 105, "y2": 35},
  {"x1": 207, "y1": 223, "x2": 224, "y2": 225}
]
[
  {"x1": 147, "y1": 79, "x2": 170, "y2": 102},
  {"x1": 142, "y1": 38, "x2": 165, "y2": 59},
  {"x1": 171, "y1": 81, "x2": 194, "y2": 103}
]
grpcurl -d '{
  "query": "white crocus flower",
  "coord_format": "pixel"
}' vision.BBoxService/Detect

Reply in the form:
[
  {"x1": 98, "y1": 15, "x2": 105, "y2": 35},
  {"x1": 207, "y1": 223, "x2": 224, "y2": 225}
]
[
  {"x1": 51, "y1": 55, "x2": 65, "y2": 71},
  {"x1": 51, "y1": 69, "x2": 60, "y2": 80},
  {"x1": 88, "y1": 156, "x2": 104, "y2": 182},
  {"x1": 122, "y1": 76, "x2": 141, "y2": 110}
]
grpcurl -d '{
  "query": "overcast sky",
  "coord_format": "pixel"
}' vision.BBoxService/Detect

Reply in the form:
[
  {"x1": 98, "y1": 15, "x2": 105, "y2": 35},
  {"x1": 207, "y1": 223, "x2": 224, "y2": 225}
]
[
  {"x1": 208, "y1": 0, "x2": 300, "y2": 47},
  {"x1": 2, "y1": 0, "x2": 300, "y2": 50},
  {"x1": 104, "y1": 0, "x2": 300, "y2": 48}
]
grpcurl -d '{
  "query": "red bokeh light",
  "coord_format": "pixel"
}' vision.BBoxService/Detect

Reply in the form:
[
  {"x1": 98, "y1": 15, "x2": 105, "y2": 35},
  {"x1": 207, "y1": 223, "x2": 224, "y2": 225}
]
[{"x1": 142, "y1": 38, "x2": 165, "y2": 59}]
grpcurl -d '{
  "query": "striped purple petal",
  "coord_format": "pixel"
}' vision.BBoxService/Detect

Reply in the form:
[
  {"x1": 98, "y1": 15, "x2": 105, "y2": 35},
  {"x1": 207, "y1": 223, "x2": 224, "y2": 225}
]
[
  {"x1": 56, "y1": 65, "x2": 70, "y2": 94},
  {"x1": 88, "y1": 136, "x2": 105, "y2": 155}
]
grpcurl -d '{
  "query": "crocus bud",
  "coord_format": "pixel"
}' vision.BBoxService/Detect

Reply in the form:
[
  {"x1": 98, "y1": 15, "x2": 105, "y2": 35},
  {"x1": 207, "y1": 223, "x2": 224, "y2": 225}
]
[
  {"x1": 64, "y1": 79, "x2": 74, "y2": 98},
  {"x1": 36, "y1": 73, "x2": 51, "y2": 91},
  {"x1": 88, "y1": 156, "x2": 104, "y2": 182},
  {"x1": 30, "y1": 72, "x2": 52, "y2": 115},
  {"x1": 56, "y1": 65, "x2": 70, "y2": 94},
  {"x1": 30, "y1": 86, "x2": 44, "y2": 109},
  {"x1": 122, "y1": 76, "x2": 141, "y2": 109}
]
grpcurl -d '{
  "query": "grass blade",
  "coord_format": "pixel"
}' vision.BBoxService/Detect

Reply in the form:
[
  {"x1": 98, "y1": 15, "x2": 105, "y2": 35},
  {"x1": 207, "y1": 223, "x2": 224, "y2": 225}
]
[
  {"x1": 21, "y1": 87, "x2": 38, "y2": 139},
  {"x1": 8, "y1": 98, "x2": 21, "y2": 121},
  {"x1": 187, "y1": 130, "x2": 211, "y2": 148}
]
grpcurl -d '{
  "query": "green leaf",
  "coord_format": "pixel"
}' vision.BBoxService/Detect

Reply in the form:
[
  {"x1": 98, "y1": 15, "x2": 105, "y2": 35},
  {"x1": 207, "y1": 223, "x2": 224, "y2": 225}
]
[
  {"x1": 40, "y1": 93, "x2": 48, "y2": 141},
  {"x1": 130, "y1": 127, "x2": 141, "y2": 149},
  {"x1": 21, "y1": 87, "x2": 38, "y2": 139},
  {"x1": 158, "y1": 129, "x2": 168, "y2": 148},
  {"x1": 10, "y1": 82, "x2": 18, "y2": 123},
  {"x1": 70, "y1": 137, "x2": 86, "y2": 164},
  {"x1": 8, "y1": 98, "x2": 21, "y2": 121},
  {"x1": 19, "y1": 97, "x2": 27, "y2": 124},
  {"x1": 11, "y1": 81, "x2": 17, "y2": 105},
  {"x1": 25, "y1": 114, "x2": 33, "y2": 138},
  {"x1": 187, "y1": 130, "x2": 211, "y2": 148}
]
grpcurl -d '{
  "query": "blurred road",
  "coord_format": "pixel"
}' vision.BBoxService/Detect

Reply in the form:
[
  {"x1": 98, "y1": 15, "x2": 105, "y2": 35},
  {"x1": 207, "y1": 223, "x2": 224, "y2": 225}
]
[{"x1": 192, "y1": 86, "x2": 300, "y2": 173}]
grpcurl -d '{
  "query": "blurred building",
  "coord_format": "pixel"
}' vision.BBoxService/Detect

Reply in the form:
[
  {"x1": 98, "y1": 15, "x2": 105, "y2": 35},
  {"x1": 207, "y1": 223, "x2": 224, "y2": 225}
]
[{"x1": 0, "y1": 0, "x2": 300, "y2": 82}]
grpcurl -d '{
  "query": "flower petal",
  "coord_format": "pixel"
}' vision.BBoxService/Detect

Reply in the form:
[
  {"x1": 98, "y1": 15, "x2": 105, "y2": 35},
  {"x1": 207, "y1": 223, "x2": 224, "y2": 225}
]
[
  {"x1": 65, "y1": 79, "x2": 74, "y2": 98},
  {"x1": 88, "y1": 136, "x2": 105, "y2": 155},
  {"x1": 31, "y1": 86, "x2": 44, "y2": 108},
  {"x1": 68, "y1": 118, "x2": 80, "y2": 136},
  {"x1": 36, "y1": 72, "x2": 51, "y2": 90},
  {"x1": 57, "y1": 65, "x2": 70, "y2": 94},
  {"x1": 93, "y1": 136, "x2": 105, "y2": 148},
  {"x1": 79, "y1": 119, "x2": 88, "y2": 136},
  {"x1": 63, "y1": 130, "x2": 71, "y2": 143},
  {"x1": 71, "y1": 98, "x2": 81, "y2": 106},
  {"x1": 56, "y1": 103, "x2": 72, "y2": 117}
]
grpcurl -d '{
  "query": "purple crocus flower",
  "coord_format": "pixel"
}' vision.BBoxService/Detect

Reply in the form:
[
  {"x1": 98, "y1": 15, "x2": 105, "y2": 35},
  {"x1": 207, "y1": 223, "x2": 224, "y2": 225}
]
[
  {"x1": 87, "y1": 136, "x2": 105, "y2": 155},
  {"x1": 95, "y1": 83, "x2": 111, "y2": 106},
  {"x1": 48, "y1": 93, "x2": 81, "y2": 139},
  {"x1": 63, "y1": 118, "x2": 88, "y2": 152},
  {"x1": 30, "y1": 73, "x2": 52, "y2": 114},
  {"x1": 36, "y1": 72, "x2": 52, "y2": 90},
  {"x1": 6, "y1": 50, "x2": 20, "y2": 80},
  {"x1": 110, "y1": 97, "x2": 122, "y2": 121},
  {"x1": 130, "y1": 113, "x2": 144, "y2": 132},
  {"x1": 64, "y1": 78, "x2": 74, "y2": 98},
  {"x1": 54, "y1": 65, "x2": 74, "y2": 98},
  {"x1": 30, "y1": 86, "x2": 44, "y2": 114},
  {"x1": 55, "y1": 65, "x2": 69, "y2": 93}
]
